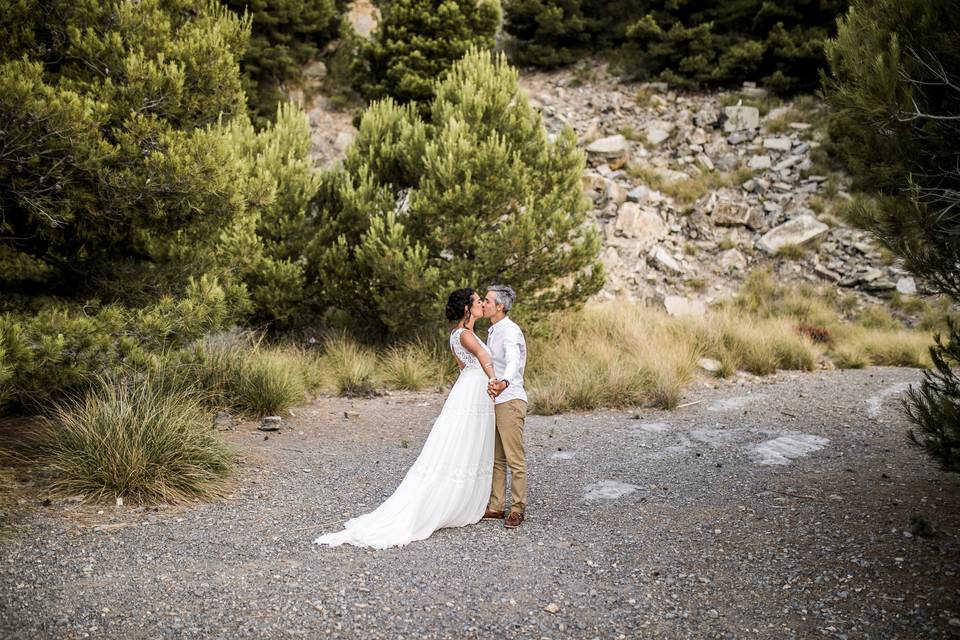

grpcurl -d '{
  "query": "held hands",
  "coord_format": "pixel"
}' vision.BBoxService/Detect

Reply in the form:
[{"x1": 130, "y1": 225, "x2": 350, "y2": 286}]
[{"x1": 487, "y1": 378, "x2": 508, "y2": 400}]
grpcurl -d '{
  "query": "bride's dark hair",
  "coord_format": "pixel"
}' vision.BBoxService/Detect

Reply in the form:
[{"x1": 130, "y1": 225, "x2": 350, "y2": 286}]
[{"x1": 445, "y1": 288, "x2": 475, "y2": 322}]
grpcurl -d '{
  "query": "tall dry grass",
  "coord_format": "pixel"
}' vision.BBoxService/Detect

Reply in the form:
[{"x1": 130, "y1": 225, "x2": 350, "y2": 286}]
[
  {"x1": 381, "y1": 341, "x2": 449, "y2": 391},
  {"x1": 526, "y1": 304, "x2": 820, "y2": 414},
  {"x1": 43, "y1": 375, "x2": 232, "y2": 503},
  {"x1": 163, "y1": 336, "x2": 309, "y2": 416}
]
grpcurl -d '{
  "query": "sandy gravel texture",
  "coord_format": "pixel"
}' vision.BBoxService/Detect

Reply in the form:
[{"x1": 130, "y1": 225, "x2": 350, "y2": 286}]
[{"x1": 1, "y1": 366, "x2": 959, "y2": 639}]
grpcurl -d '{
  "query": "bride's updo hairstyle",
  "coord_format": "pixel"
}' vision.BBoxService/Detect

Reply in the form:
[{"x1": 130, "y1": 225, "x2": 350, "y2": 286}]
[{"x1": 445, "y1": 288, "x2": 475, "y2": 322}]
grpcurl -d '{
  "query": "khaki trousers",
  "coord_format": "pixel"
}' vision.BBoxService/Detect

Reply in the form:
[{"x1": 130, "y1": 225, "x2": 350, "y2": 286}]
[{"x1": 488, "y1": 399, "x2": 527, "y2": 515}]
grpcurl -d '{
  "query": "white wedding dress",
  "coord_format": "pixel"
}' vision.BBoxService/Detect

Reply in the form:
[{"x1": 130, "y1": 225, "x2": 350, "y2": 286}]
[{"x1": 313, "y1": 328, "x2": 496, "y2": 549}]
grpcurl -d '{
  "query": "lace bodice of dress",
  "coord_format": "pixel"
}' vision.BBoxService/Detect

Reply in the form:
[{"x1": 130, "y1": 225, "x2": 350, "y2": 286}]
[{"x1": 450, "y1": 328, "x2": 489, "y2": 370}]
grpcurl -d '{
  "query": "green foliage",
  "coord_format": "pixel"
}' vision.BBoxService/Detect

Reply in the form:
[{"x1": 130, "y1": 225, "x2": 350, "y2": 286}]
[
  {"x1": 0, "y1": 276, "x2": 229, "y2": 410},
  {"x1": 222, "y1": 0, "x2": 340, "y2": 125},
  {"x1": 621, "y1": 1, "x2": 847, "y2": 93},
  {"x1": 0, "y1": 1, "x2": 319, "y2": 325},
  {"x1": 352, "y1": 0, "x2": 500, "y2": 105},
  {"x1": 906, "y1": 319, "x2": 960, "y2": 472},
  {"x1": 227, "y1": 102, "x2": 321, "y2": 326},
  {"x1": 43, "y1": 374, "x2": 233, "y2": 503},
  {"x1": 322, "y1": 335, "x2": 378, "y2": 396},
  {"x1": 823, "y1": 0, "x2": 960, "y2": 302},
  {"x1": 503, "y1": 0, "x2": 649, "y2": 67},
  {"x1": 308, "y1": 49, "x2": 604, "y2": 340},
  {"x1": 164, "y1": 335, "x2": 311, "y2": 416},
  {"x1": 381, "y1": 341, "x2": 448, "y2": 390}
]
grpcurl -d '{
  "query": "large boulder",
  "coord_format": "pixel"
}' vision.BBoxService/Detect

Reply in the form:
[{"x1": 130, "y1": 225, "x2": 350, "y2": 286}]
[
  {"x1": 644, "y1": 120, "x2": 675, "y2": 146},
  {"x1": 758, "y1": 215, "x2": 830, "y2": 254},
  {"x1": 763, "y1": 137, "x2": 792, "y2": 152},
  {"x1": 711, "y1": 195, "x2": 753, "y2": 226},
  {"x1": 586, "y1": 134, "x2": 630, "y2": 169},
  {"x1": 648, "y1": 246, "x2": 682, "y2": 273},
  {"x1": 346, "y1": 0, "x2": 379, "y2": 39},
  {"x1": 614, "y1": 203, "x2": 667, "y2": 248},
  {"x1": 663, "y1": 295, "x2": 707, "y2": 318},
  {"x1": 723, "y1": 106, "x2": 760, "y2": 132}
]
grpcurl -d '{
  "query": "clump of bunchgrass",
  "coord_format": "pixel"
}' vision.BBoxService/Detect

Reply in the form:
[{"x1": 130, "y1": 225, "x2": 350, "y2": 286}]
[
  {"x1": 323, "y1": 335, "x2": 378, "y2": 397},
  {"x1": 233, "y1": 350, "x2": 307, "y2": 416},
  {"x1": 382, "y1": 341, "x2": 447, "y2": 391},
  {"x1": 163, "y1": 336, "x2": 309, "y2": 416},
  {"x1": 42, "y1": 375, "x2": 232, "y2": 503}
]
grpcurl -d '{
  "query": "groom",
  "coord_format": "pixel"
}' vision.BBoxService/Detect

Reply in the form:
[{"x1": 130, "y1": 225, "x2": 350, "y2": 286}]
[{"x1": 481, "y1": 284, "x2": 528, "y2": 529}]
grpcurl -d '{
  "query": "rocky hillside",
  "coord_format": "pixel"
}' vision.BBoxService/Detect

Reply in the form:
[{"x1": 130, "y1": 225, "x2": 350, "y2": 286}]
[{"x1": 301, "y1": 61, "x2": 917, "y2": 317}]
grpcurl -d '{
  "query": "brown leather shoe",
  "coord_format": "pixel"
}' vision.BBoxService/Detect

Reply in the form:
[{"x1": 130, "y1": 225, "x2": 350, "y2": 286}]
[
  {"x1": 504, "y1": 511, "x2": 524, "y2": 529},
  {"x1": 482, "y1": 508, "x2": 505, "y2": 520}
]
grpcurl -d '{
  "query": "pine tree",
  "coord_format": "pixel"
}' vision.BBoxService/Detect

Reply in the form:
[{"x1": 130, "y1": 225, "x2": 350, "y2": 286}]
[
  {"x1": 823, "y1": 0, "x2": 960, "y2": 470},
  {"x1": 905, "y1": 319, "x2": 960, "y2": 472},
  {"x1": 308, "y1": 49, "x2": 604, "y2": 340},
  {"x1": 622, "y1": 0, "x2": 846, "y2": 93},
  {"x1": 354, "y1": 0, "x2": 500, "y2": 105},
  {"x1": 222, "y1": 0, "x2": 341, "y2": 126},
  {"x1": 503, "y1": 0, "x2": 649, "y2": 68},
  {"x1": 0, "y1": 0, "x2": 320, "y2": 407}
]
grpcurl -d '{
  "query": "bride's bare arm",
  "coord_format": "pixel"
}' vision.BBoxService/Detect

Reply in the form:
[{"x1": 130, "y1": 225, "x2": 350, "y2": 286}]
[{"x1": 459, "y1": 330, "x2": 495, "y2": 380}]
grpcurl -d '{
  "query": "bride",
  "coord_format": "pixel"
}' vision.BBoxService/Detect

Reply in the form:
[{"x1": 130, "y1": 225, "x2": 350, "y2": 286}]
[{"x1": 314, "y1": 288, "x2": 497, "y2": 548}]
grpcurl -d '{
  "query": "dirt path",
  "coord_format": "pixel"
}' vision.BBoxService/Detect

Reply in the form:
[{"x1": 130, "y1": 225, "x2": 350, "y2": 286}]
[{"x1": 2, "y1": 367, "x2": 958, "y2": 639}]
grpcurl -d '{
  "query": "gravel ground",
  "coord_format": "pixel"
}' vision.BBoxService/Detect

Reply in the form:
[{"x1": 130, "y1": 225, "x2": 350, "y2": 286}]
[{"x1": 2, "y1": 366, "x2": 959, "y2": 639}]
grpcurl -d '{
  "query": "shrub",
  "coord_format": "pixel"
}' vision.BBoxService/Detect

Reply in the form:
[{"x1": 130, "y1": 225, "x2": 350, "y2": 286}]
[
  {"x1": 905, "y1": 319, "x2": 960, "y2": 472},
  {"x1": 824, "y1": 0, "x2": 960, "y2": 302},
  {"x1": 0, "y1": 277, "x2": 229, "y2": 411},
  {"x1": 233, "y1": 351, "x2": 308, "y2": 416},
  {"x1": 309, "y1": 49, "x2": 603, "y2": 340},
  {"x1": 222, "y1": 0, "x2": 340, "y2": 125},
  {"x1": 0, "y1": 1, "x2": 319, "y2": 329},
  {"x1": 502, "y1": 0, "x2": 649, "y2": 68},
  {"x1": 164, "y1": 335, "x2": 310, "y2": 416},
  {"x1": 621, "y1": 1, "x2": 848, "y2": 93},
  {"x1": 352, "y1": 0, "x2": 499, "y2": 105},
  {"x1": 43, "y1": 375, "x2": 233, "y2": 503},
  {"x1": 832, "y1": 344, "x2": 869, "y2": 369}
]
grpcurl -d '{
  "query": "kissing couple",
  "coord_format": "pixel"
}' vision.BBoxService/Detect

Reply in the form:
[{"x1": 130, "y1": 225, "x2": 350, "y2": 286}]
[{"x1": 314, "y1": 285, "x2": 528, "y2": 549}]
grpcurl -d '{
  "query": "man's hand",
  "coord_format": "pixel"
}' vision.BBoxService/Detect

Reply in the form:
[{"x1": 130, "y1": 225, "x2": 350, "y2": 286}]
[{"x1": 487, "y1": 379, "x2": 508, "y2": 398}]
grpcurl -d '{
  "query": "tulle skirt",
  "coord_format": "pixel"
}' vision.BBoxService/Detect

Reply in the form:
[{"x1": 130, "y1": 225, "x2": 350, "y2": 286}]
[{"x1": 314, "y1": 367, "x2": 496, "y2": 549}]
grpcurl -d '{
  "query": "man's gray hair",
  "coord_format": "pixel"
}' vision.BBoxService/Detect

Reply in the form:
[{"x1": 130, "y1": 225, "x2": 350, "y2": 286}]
[{"x1": 487, "y1": 284, "x2": 516, "y2": 312}]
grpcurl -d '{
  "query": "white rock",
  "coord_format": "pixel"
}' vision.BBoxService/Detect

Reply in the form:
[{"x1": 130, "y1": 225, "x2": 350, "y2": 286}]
[
  {"x1": 626, "y1": 185, "x2": 651, "y2": 203},
  {"x1": 763, "y1": 137, "x2": 792, "y2": 152},
  {"x1": 346, "y1": 0, "x2": 379, "y2": 39},
  {"x1": 717, "y1": 248, "x2": 747, "y2": 272},
  {"x1": 334, "y1": 130, "x2": 355, "y2": 152},
  {"x1": 584, "y1": 480, "x2": 640, "y2": 500},
  {"x1": 758, "y1": 215, "x2": 830, "y2": 254},
  {"x1": 711, "y1": 197, "x2": 752, "y2": 226},
  {"x1": 696, "y1": 152, "x2": 715, "y2": 171},
  {"x1": 644, "y1": 120, "x2": 675, "y2": 146},
  {"x1": 896, "y1": 276, "x2": 917, "y2": 295},
  {"x1": 663, "y1": 295, "x2": 707, "y2": 318},
  {"x1": 723, "y1": 106, "x2": 760, "y2": 132},
  {"x1": 600, "y1": 246, "x2": 621, "y2": 271},
  {"x1": 614, "y1": 203, "x2": 667, "y2": 248},
  {"x1": 748, "y1": 155, "x2": 772, "y2": 170},
  {"x1": 649, "y1": 246, "x2": 682, "y2": 273},
  {"x1": 586, "y1": 134, "x2": 630, "y2": 164},
  {"x1": 698, "y1": 357, "x2": 722, "y2": 373}
]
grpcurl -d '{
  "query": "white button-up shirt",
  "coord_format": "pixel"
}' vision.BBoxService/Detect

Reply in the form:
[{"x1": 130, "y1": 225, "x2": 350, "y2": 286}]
[{"x1": 486, "y1": 316, "x2": 527, "y2": 405}]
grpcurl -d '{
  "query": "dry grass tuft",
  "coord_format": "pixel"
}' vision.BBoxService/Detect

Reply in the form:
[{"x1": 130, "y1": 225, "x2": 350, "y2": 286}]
[{"x1": 43, "y1": 375, "x2": 232, "y2": 503}]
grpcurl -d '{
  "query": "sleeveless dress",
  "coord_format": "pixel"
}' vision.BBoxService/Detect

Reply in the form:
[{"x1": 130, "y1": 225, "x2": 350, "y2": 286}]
[{"x1": 313, "y1": 328, "x2": 496, "y2": 548}]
